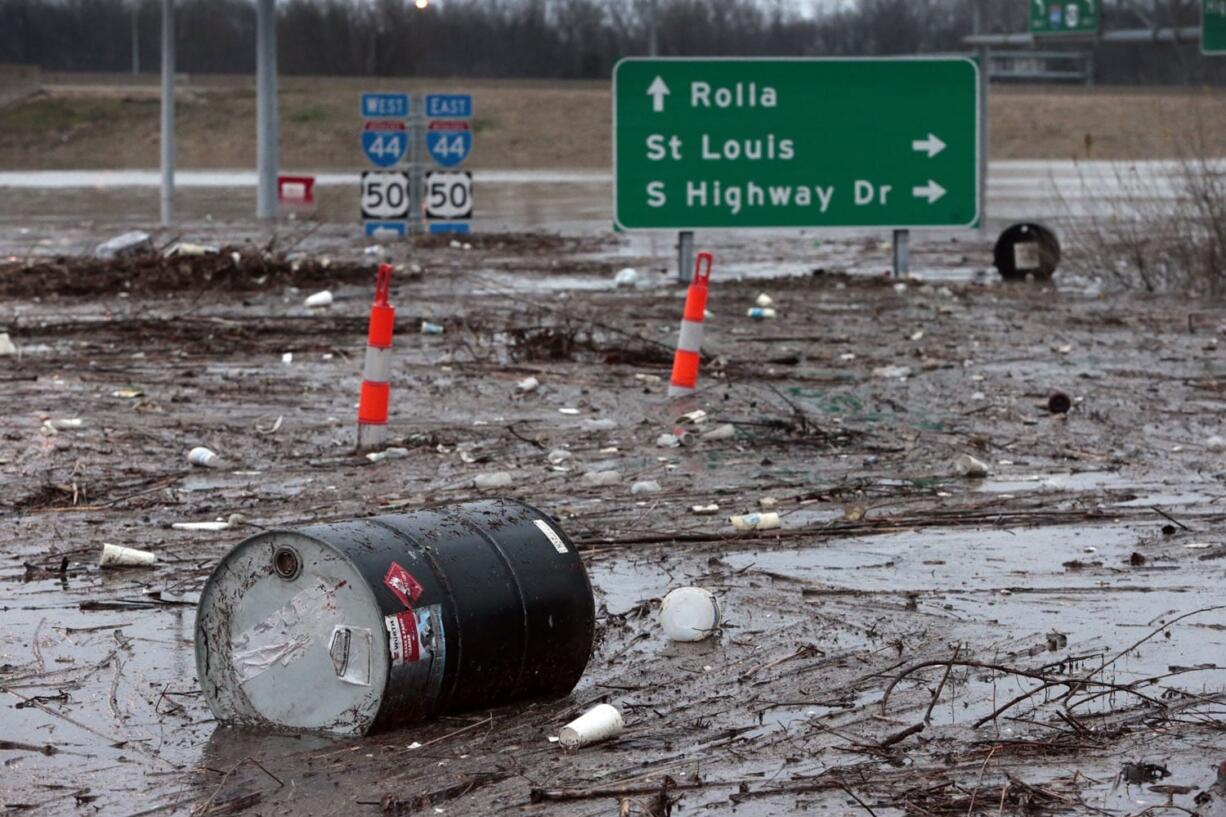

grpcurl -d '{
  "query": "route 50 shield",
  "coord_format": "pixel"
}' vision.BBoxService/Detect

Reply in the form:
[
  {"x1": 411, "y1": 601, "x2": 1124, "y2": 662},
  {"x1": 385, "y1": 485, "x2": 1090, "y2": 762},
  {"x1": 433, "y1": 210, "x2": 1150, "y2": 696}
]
[
  {"x1": 361, "y1": 171, "x2": 411, "y2": 220},
  {"x1": 362, "y1": 121, "x2": 408, "y2": 168},
  {"x1": 426, "y1": 121, "x2": 472, "y2": 168},
  {"x1": 425, "y1": 172, "x2": 472, "y2": 220}
]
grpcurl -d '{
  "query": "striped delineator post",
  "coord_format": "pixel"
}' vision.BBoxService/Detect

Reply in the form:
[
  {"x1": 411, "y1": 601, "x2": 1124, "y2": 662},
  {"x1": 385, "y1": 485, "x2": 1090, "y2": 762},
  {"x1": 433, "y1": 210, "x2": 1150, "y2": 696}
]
[
  {"x1": 668, "y1": 251, "x2": 714, "y2": 398},
  {"x1": 357, "y1": 264, "x2": 395, "y2": 451}
]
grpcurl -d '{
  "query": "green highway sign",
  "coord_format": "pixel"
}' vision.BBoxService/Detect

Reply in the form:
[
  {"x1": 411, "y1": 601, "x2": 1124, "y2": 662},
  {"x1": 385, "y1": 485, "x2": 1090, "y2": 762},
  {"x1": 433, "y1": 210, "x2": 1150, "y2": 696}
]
[
  {"x1": 1029, "y1": 0, "x2": 1100, "y2": 36},
  {"x1": 613, "y1": 58, "x2": 980, "y2": 231},
  {"x1": 1205, "y1": 0, "x2": 1226, "y2": 55}
]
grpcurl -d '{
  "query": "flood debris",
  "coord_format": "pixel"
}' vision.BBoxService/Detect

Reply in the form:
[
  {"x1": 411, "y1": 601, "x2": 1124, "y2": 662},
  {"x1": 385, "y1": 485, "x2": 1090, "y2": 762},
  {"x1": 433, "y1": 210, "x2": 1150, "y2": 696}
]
[
  {"x1": 474, "y1": 471, "x2": 513, "y2": 488},
  {"x1": 1047, "y1": 391, "x2": 1072, "y2": 414},
  {"x1": 516, "y1": 376, "x2": 539, "y2": 393},
  {"x1": 747, "y1": 306, "x2": 777, "y2": 320},
  {"x1": 659, "y1": 587, "x2": 720, "y2": 642},
  {"x1": 729, "y1": 512, "x2": 780, "y2": 531},
  {"x1": 94, "y1": 230, "x2": 151, "y2": 259},
  {"x1": 614, "y1": 267, "x2": 639, "y2": 288},
  {"x1": 421, "y1": 321, "x2": 444, "y2": 335},
  {"x1": 700, "y1": 423, "x2": 735, "y2": 441},
  {"x1": 0, "y1": 332, "x2": 15, "y2": 356},
  {"x1": 99, "y1": 543, "x2": 157, "y2": 568},
  {"x1": 188, "y1": 446, "x2": 225, "y2": 468},
  {"x1": 954, "y1": 453, "x2": 990, "y2": 478},
  {"x1": 581, "y1": 469, "x2": 621, "y2": 487},
  {"x1": 558, "y1": 704, "x2": 623, "y2": 749},
  {"x1": 40, "y1": 417, "x2": 84, "y2": 435},
  {"x1": 630, "y1": 480, "x2": 661, "y2": 495},
  {"x1": 690, "y1": 503, "x2": 720, "y2": 515},
  {"x1": 366, "y1": 447, "x2": 410, "y2": 463},
  {"x1": 304, "y1": 290, "x2": 333, "y2": 309}
]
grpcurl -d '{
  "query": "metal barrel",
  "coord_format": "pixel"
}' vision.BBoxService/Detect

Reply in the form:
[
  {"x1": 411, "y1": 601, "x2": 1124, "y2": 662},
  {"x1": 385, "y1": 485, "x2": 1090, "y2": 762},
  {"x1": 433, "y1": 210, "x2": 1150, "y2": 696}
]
[{"x1": 195, "y1": 499, "x2": 595, "y2": 736}]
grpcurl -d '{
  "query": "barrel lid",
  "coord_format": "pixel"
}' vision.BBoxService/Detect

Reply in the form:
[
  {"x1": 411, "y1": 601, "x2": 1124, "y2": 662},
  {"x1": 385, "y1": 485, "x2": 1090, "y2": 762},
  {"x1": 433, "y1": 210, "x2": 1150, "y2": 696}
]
[{"x1": 195, "y1": 531, "x2": 389, "y2": 735}]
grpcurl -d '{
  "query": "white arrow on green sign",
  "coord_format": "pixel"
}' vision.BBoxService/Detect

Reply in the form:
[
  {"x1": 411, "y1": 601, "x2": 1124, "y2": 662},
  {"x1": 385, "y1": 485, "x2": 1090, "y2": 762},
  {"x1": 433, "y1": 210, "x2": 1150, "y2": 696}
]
[{"x1": 613, "y1": 57, "x2": 981, "y2": 230}]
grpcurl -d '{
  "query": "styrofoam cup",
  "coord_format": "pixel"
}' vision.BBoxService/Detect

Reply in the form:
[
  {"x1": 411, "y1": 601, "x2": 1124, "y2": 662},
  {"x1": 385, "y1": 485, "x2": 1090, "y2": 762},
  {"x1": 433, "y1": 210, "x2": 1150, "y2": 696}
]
[
  {"x1": 304, "y1": 290, "x2": 333, "y2": 308},
  {"x1": 188, "y1": 446, "x2": 223, "y2": 468},
  {"x1": 99, "y1": 543, "x2": 157, "y2": 568},
  {"x1": 558, "y1": 704, "x2": 623, "y2": 749},
  {"x1": 660, "y1": 587, "x2": 721, "y2": 642}
]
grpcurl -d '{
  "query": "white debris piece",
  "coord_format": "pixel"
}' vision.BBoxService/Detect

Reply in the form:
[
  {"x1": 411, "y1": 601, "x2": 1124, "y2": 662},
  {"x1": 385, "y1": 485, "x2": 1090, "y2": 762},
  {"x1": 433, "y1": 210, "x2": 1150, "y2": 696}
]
[
  {"x1": 690, "y1": 503, "x2": 720, "y2": 515},
  {"x1": 755, "y1": 293, "x2": 774, "y2": 308},
  {"x1": 1207, "y1": 435, "x2": 1226, "y2": 452},
  {"x1": 0, "y1": 333, "x2": 16, "y2": 356},
  {"x1": 516, "y1": 376, "x2": 539, "y2": 393},
  {"x1": 188, "y1": 446, "x2": 224, "y2": 468},
  {"x1": 41, "y1": 418, "x2": 84, "y2": 436},
  {"x1": 281, "y1": 352, "x2": 294, "y2": 365},
  {"x1": 872, "y1": 365, "x2": 912, "y2": 379},
  {"x1": 546, "y1": 448, "x2": 572, "y2": 464},
  {"x1": 304, "y1": 290, "x2": 333, "y2": 309},
  {"x1": 474, "y1": 472, "x2": 514, "y2": 489},
  {"x1": 99, "y1": 543, "x2": 157, "y2": 568},
  {"x1": 729, "y1": 512, "x2": 781, "y2": 532},
  {"x1": 166, "y1": 242, "x2": 218, "y2": 258},
  {"x1": 660, "y1": 587, "x2": 721, "y2": 642},
  {"x1": 366, "y1": 447, "x2": 410, "y2": 463},
  {"x1": 700, "y1": 424, "x2": 735, "y2": 441},
  {"x1": 94, "y1": 230, "x2": 151, "y2": 259},
  {"x1": 558, "y1": 704, "x2": 623, "y2": 749},
  {"x1": 171, "y1": 521, "x2": 231, "y2": 532},
  {"x1": 582, "y1": 418, "x2": 617, "y2": 432},
  {"x1": 630, "y1": 480, "x2": 661, "y2": 495},
  {"x1": 581, "y1": 470, "x2": 621, "y2": 487},
  {"x1": 954, "y1": 454, "x2": 990, "y2": 478},
  {"x1": 656, "y1": 433, "x2": 682, "y2": 448},
  {"x1": 613, "y1": 267, "x2": 639, "y2": 288}
]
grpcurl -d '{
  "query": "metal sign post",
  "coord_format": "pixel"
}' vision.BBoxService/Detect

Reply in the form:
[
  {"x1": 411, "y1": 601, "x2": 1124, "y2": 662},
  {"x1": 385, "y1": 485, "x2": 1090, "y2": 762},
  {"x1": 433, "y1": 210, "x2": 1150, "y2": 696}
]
[
  {"x1": 256, "y1": 0, "x2": 278, "y2": 220},
  {"x1": 159, "y1": 0, "x2": 174, "y2": 226},
  {"x1": 613, "y1": 58, "x2": 980, "y2": 232}
]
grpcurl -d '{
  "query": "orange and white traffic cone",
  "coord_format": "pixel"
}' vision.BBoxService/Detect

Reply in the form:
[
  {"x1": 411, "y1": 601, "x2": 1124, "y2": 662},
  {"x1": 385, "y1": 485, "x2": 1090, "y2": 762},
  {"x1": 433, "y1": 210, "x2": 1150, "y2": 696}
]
[
  {"x1": 668, "y1": 251, "x2": 713, "y2": 398},
  {"x1": 357, "y1": 263, "x2": 395, "y2": 450}
]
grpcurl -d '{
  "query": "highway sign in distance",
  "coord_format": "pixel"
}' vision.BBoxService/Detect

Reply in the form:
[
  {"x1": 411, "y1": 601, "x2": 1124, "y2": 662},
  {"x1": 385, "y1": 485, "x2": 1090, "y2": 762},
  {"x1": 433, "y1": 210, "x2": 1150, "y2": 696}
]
[
  {"x1": 1029, "y1": 0, "x2": 1099, "y2": 36},
  {"x1": 361, "y1": 171, "x2": 411, "y2": 220},
  {"x1": 361, "y1": 92, "x2": 410, "y2": 119},
  {"x1": 425, "y1": 94, "x2": 473, "y2": 119},
  {"x1": 362, "y1": 121, "x2": 408, "y2": 168},
  {"x1": 427, "y1": 121, "x2": 473, "y2": 167},
  {"x1": 425, "y1": 171, "x2": 473, "y2": 220},
  {"x1": 613, "y1": 57, "x2": 979, "y2": 230},
  {"x1": 1205, "y1": 0, "x2": 1226, "y2": 55}
]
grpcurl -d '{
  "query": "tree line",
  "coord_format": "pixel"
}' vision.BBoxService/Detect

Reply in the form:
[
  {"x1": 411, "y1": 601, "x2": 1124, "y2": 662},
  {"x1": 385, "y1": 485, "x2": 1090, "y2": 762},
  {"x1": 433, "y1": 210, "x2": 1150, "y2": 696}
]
[{"x1": 0, "y1": 0, "x2": 1220, "y2": 84}]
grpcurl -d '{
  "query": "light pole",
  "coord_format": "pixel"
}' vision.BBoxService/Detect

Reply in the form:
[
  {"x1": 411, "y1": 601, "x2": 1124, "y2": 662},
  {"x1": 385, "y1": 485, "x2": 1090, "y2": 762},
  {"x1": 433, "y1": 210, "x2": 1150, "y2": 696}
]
[{"x1": 160, "y1": 0, "x2": 174, "y2": 225}]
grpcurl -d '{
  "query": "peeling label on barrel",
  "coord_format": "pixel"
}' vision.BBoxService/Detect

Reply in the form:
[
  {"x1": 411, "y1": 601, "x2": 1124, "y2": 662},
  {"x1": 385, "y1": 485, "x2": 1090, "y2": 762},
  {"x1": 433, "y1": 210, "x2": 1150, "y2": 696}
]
[
  {"x1": 232, "y1": 578, "x2": 332, "y2": 684},
  {"x1": 534, "y1": 519, "x2": 568, "y2": 554},
  {"x1": 384, "y1": 561, "x2": 425, "y2": 608},
  {"x1": 385, "y1": 611, "x2": 421, "y2": 665}
]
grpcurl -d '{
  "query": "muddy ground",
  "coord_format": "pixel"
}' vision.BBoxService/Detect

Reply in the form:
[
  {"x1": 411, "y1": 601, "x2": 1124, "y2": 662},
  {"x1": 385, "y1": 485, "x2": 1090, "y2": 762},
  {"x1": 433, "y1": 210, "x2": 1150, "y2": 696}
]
[{"x1": 1, "y1": 233, "x2": 1225, "y2": 816}]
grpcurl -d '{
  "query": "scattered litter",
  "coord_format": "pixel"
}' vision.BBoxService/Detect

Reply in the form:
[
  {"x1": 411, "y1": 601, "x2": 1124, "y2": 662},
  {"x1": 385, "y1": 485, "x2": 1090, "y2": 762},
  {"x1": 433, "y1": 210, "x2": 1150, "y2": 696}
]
[
  {"x1": 656, "y1": 433, "x2": 682, "y2": 448},
  {"x1": 474, "y1": 472, "x2": 514, "y2": 489},
  {"x1": 516, "y1": 376, "x2": 539, "y2": 393},
  {"x1": 691, "y1": 503, "x2": 720, "y2": 515},
  {"x1": 0, "y1": 333, "x2": 15, "y2": 356},
  {"x1": 910, "y1": 329, "x2": 925, "y2": 341},
  {"x1": 366, "y1": 447, "x2": 410, "y2": 463},
  {"x1": 111, "y1": 388, "x2": 144, "y2": 399},
  {"x1": 172, "y1": 521, "x2": 231, "y2": 532},
  {"x1": 581, "y1": 470, "x2": 621, "y2": 487},
  {"x1": 755, "y1": 293, "x2": 774, "y2": 308},
  {"x1": 872, "y1": 365, "x2": 912, "y2": 379},
  {"x1": 582, "y1": 418, "x2": 617, "y2": 432},
  {"x1": 730, "y1": 512, "x2": 781, "y2": 532},
  {"x1": 758, "y1": 497, "x2": 779, "y2": 510},
  {"x1": 660, "y1": 587, "x2": 721, "y2": 642},
  {"x1": 558, "y1": 407, "x2": 581, "y2": 415},
  {"x1": 1048, "y1": 391, "x2": 1072, "y2": 415},
  {"x1": 747, "y1": 307, "x2": 777, "y2": 320},
  {"x1": 700, "y1": 423, "x2": 735, "y2": 441},
  {"x1": 304, "y1": 290, "x2": 334, "y2": 309},
  {"x1": 42, "y1": 418, "x2": 84, "y2": 435},
  {"x1": 558, "y1": 704, "x2": 623, "y2": 749},
  {"x1": 954, "y1": 454, "x2": 990, "y2": 478},
  {"x1": 281, "y1": 352, "x2": 294, "y2": 365},
  {"x1": 614, "y1": 267, "x2": 639, "y2": 288},
  {"x1": 1185, "y1": 542, "x2": 1214, "y2": 549},
  {"x1": 546, "y1": 449, "x2": 572, "y2": 464},
  {"x1": 421, "y1": 321, "x2": 445, "y2": 335},
  {"x1": 1046, "y1": 631, "x2": 1068, "y2": 651},
  {"x1": 363, "y1": 245, "x2": 382, "y2": 256},
  {"x1": 166, "y1": 242, "x2": 218, "y2": 257},
  {"x1": 1207, "y1": 435, "x2": 1226, "y2": 452},
  {"x1": 630, "y1": 480, "x2": 661, "y2": 495},
  {"x1": 893, "y1": 282, "x2": 908, "y2": 293},
  {"x1": 676, "y1": 410, "x2": 708, "y2": 425},
  {"x1": 99, "y1": 543, "x2": 157, "y2": 568},
  {"x1": 94, "y1": 230, "x2": 151, "y2": 259},
  {"x1": 634, "y1": 373, "x2": 662, "y2": 385},
  {"x1": 188, "y1": 446, "x2": 224, "y2": 468}
]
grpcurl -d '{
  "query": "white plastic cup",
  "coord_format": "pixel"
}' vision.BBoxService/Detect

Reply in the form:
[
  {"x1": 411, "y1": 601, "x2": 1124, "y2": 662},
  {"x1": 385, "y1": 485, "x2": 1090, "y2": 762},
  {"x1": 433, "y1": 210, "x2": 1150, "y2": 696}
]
[
  {"x1": 955, "y1": 454, "x2": 990, "y2": 478},
  {"x1": 99, "y1": 543, "x2": 157, "y2": 568},
  {"x1": 729, "y1": 512, "x2": 780, "y2": 532},
  {"x1": 558, "y1": 704, "x2": 623, "y2": 749},
  {"x1": 660, "y1": 587, "x2": 721, "y2": 642},
  {"x1": 700, "y1": 423, "x2": 735, "y2": 441},
  {"x1": 304, "y1": 290, "x2": 333, "y2": 308},
  {"x1": 188, "y1": 446, "x2": 223, "y2": 468}
]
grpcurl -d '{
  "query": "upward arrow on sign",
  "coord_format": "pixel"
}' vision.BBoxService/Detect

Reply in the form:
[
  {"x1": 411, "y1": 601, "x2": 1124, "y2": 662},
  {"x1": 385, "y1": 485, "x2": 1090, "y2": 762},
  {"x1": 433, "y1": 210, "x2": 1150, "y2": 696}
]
[
  {"x1": 647, "y1": 76, "x2": 670, "y2": 112},
  {"x1": 911, "y1": 133, "x2": 946, "y2": 158}
]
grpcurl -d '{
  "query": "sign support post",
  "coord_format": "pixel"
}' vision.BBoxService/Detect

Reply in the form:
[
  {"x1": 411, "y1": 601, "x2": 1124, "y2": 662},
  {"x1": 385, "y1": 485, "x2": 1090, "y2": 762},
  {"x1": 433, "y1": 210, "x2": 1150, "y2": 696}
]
[
  {"x1": 892, "y1": 229, "x2": 910, "y2": 278},
  {"x1": 159, "y1": 0, "x2": 174, "y2": 226},
  {"x1": 256, "y1": 0, "x2": 278, "y2": 220},
  {"x1": 410, "y1": 94, "x2": 425, "y2": 235},
  {"x1": 677, "y1": 230, "x2": 695, "y2": 285}
]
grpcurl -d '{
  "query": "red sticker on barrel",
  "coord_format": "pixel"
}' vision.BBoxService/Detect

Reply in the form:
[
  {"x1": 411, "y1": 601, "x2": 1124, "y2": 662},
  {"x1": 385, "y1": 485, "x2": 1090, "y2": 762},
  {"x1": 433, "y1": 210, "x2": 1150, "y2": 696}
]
[
  {"x1": 384, "y1": 611, "x2": 420, "y2": 665},
  {"x1": 384, "y1": 562, "x2": 424, "y2": 608}
]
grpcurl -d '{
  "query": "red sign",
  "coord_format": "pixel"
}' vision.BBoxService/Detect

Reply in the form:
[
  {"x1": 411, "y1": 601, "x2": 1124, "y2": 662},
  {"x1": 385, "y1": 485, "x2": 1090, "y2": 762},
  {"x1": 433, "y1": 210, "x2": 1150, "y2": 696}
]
[{"x1": 277, "y1": 175, "x2": 315, "y2": 207}]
